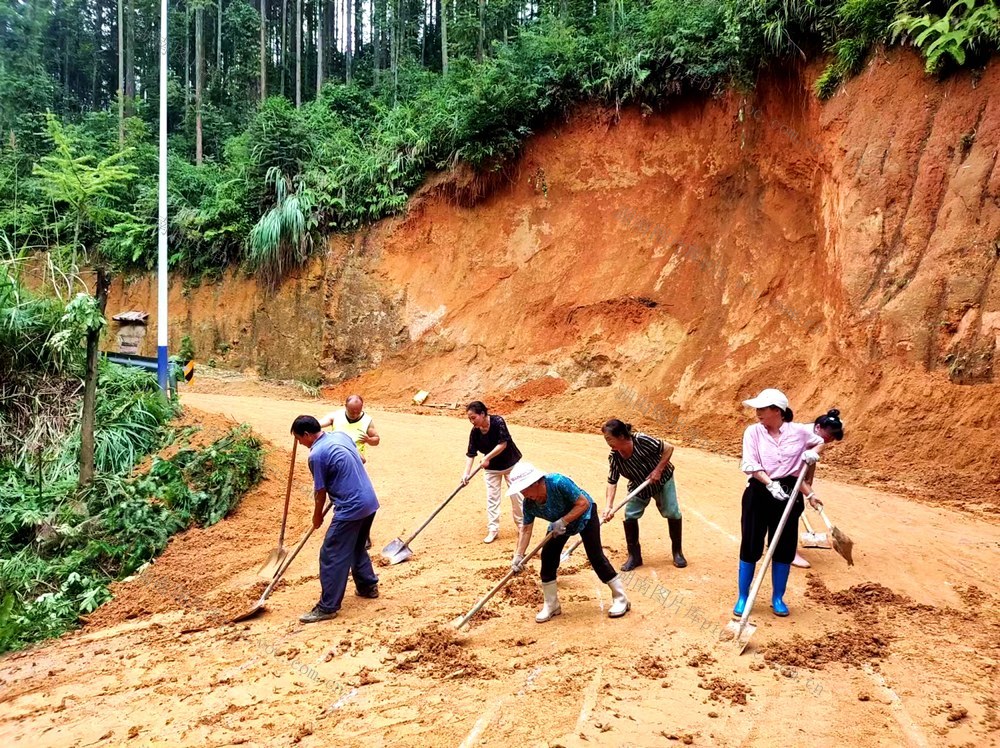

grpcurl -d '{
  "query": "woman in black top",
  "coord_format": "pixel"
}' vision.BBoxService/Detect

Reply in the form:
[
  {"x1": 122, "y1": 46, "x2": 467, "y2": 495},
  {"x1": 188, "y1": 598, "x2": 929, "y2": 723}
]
[
  {"x1": 461, "y1": 401, "x2": 524, "y2": 544},
  {"x1": 602, "y1": 419, "x2": 687, "y2": 570}
]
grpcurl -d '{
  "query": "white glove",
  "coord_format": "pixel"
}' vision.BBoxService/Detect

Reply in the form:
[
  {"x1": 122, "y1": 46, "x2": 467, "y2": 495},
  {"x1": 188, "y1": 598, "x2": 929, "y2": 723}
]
[
  {"x1": 550, "y1": 518, "x2": 568, "y2": 536},
  {"x1": 766, "y1": 480, "x2": 789, "y2": 501},
  {"x1": 511, "y1": 554, "x2": 525, "y2": 573},
  {"x1": 802, "y1": 449, "x2": 821, "y2": 466}
]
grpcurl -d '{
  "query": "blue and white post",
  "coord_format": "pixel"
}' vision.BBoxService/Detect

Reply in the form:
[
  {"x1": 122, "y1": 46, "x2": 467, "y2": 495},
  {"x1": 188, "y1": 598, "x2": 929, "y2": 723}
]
[{"x1": 156, "y1": 0, "x2": 169, "y2": 392}]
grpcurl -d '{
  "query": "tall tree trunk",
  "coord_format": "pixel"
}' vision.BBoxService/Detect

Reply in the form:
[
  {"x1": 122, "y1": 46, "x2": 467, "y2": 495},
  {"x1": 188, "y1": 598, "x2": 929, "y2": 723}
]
[
  {"x1": 354, "y1": 0, "x2": 362, "y2": 62},
  {"x1": 217, "y1": 0, "x2": 223, "y2": 71},
  {"x1": 477, "y1": 0, "x2": 484, "y2": 61},
  {"x1": 281, "y1": 0, "x2": 287, "y2": 96},
  {"x1": 196, "y1": 4, "x2": 204, "y2": 164},
  {"x1": 185, "y1": 5, "x2": 191, "y2": 109},
  {"x1": 440, "y1": 0, "x2": 448, "y2": 75},
  {"x1": 117, "y1": 0, "x2": 124, "y2": 144},
  {"x1": 374, "y1": 0, "x2": 383, "y2": 84},
  {"x1": 92, "y1": 0, "x2": 101, "y2": 108},
  {"x1": 316, "y1": 0, "x2": 323, "y2": 95},
  {"x1": 79, "y1": 269, "x2": 111, "y2": 488},
  {"x1": 344, "y1": 0, "x2": 352, "y2": 83},
  {"x1": 295, "y1": 0, "x2": 302, "y2": 105},
  {"x1": 260, "y1": 0, "x2": 268, "y2": 99},
  {"x1": 125, "y1": 0, "x2": 135, "y2": 112}
]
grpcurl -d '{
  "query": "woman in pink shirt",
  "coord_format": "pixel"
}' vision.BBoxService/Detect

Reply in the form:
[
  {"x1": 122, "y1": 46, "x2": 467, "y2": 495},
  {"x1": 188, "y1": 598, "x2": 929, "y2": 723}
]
[{"x1": 735, "y1": 389, "x2": 824, "y2": 618}]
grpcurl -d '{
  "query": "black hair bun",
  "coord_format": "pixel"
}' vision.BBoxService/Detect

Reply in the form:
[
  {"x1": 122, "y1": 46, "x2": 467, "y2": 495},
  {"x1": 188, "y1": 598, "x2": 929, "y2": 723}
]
[
  {"x1": 828, "y1": 409, "x2": 840, "y2": 418},
  {"x1": 625, "y1": 423, "x2": 633, "y2": 433}
]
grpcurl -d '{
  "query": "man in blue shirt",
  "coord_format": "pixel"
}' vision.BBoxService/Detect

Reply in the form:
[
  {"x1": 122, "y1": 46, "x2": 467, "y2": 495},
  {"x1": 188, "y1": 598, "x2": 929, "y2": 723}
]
[{"x1": 290, "y1": 415, "x2": 380, "y2": 623}]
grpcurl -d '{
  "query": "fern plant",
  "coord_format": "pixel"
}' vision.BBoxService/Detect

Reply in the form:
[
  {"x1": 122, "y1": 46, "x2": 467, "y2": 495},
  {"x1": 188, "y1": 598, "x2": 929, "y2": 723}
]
[{"x1": 892, "y1": 0, "x2": 1000, "y2": 73}]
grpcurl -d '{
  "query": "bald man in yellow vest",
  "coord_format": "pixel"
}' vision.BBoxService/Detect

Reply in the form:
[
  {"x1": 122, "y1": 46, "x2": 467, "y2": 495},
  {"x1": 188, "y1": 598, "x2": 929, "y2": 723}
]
[
  {"x1": 319, "y1": 394, "x2": 381, "y2": 550},
  {"x1": 319, "y1": 395, "x2": 381, "y2": 464}
]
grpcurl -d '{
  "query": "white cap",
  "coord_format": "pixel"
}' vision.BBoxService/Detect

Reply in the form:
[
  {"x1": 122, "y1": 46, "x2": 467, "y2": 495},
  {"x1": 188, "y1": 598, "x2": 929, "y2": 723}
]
[
  {"x1": 743, "y1": 388, "x2": 789, "y2": 411},
  {"x1": 507, "y1": 461, "x2": 546, "y2": 496}
]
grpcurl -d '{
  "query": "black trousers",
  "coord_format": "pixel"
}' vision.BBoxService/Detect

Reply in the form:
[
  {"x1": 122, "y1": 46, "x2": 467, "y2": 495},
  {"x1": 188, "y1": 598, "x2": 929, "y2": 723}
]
[
  {"x1": 739, "y1": 476, "x2": 802, "y2": 565},
  {"x1": 540, "y1": 510, "x2": 617, "y2": 584}
]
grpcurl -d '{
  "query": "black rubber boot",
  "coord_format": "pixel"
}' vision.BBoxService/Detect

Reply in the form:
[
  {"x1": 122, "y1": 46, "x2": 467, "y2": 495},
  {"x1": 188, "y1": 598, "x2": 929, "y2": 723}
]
[
  {"x1": 620, "y1": 518, "x2": 643, "y2": 571},
  {"x1": 668, "y1": 517, "x2": 687, "y2": 568}
]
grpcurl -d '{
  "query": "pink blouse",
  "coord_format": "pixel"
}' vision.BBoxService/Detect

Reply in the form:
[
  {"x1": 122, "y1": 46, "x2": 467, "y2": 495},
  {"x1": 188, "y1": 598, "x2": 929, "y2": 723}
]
[{"x1": 741, "y1": 422, "x2": 823, "y2": 480}]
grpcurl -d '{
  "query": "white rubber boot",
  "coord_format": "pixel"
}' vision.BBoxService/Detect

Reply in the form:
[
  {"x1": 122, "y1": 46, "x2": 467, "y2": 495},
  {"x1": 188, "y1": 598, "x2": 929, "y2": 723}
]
[
  {"x1": 607, "y1": 575, "x2": 631, "y2": 618},
  {"x1": 535, "y1": 580, "x2": 562, "y2": 623}
]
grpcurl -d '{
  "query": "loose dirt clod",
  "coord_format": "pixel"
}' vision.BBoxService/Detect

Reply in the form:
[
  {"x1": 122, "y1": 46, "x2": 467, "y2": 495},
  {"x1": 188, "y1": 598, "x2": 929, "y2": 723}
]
[
  {"x1": 477, "y1": 567, "x2": 542, "y2": 607},
  {"x1": 761, "y1": 629, "x2": 890, "y2": 669},
  {"x1": 635, "y1": 655, "x2": 670, "y2": 678},
  {"x1": 701, "y1": 677, "x2": 752, "y2": 705},
  {"x1": 391, "y1": 625, "x2": 493, "y2": 679}
]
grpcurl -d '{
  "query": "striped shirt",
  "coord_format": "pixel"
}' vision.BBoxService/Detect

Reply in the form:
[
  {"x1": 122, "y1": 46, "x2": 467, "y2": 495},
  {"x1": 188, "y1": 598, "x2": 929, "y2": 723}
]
[{"x1": 607, "y1": 433, "x2": 674, "y2": 503}]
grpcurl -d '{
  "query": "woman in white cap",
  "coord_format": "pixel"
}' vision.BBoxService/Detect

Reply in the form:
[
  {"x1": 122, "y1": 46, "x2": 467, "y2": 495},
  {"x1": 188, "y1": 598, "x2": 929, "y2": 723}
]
[
  {"x1": 735, "y1": 389, "x2": 824, "y2": 618},
  {"x1": 507, "y1": 461, "x2": 630, "y2": 622}
]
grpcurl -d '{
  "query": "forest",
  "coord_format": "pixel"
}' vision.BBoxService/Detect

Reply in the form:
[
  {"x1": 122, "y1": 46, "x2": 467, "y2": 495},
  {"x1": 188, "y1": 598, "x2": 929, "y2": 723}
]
[{"x1": 2, "y1": 0, "x2": 998, "y2": 282}]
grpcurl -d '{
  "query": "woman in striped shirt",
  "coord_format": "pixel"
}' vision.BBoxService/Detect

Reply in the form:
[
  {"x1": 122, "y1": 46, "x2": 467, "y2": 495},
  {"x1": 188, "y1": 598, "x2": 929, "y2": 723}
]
[
  {"x1": 601, "y1": 419, "x2": 688, "y2": 571},
  {"x1": 736, "y1": 389, "x2": 824, "y2": 618}
]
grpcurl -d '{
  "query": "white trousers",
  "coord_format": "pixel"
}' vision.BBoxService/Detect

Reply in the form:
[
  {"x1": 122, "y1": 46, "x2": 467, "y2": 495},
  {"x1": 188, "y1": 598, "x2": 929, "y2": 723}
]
[{"x1": 485, "y1": 466, "x2": 524, "y2": 534}]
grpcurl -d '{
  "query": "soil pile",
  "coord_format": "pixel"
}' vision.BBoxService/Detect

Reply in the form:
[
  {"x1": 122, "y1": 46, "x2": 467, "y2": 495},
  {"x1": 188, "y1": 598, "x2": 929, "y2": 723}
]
[
  {"x1": 701, "y1": 677, "x2": 752, "y2": 705},
  {"x1": 761, "y1": 630, "x2": 891, "y2": 670},
  {"x1": 391, "y1": 625, "x2": 493, "y2": 679}
]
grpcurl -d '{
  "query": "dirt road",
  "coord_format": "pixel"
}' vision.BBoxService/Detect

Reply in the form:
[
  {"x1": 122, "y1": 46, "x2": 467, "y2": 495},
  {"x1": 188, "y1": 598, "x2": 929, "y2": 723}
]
[{"x1": 2, "y1": 391, "x2": 998, "y2": 747}]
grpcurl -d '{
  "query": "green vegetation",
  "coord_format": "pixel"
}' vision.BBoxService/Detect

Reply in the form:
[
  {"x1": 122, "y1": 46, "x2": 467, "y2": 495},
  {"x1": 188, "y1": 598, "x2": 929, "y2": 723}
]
[
  {"x1": 1, "y1": 0, "x2": 997, "y2": 284},
  {"x1": 0, "y1": 266, "x2": 265, "y2": 653}
]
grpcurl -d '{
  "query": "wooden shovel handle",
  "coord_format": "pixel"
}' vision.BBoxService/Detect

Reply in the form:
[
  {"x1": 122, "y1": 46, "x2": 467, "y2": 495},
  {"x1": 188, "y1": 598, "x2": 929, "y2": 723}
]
[
  {"x1": 402, "y1": 464, "x2": 483, "y2": 546},
  {"x1": 277, "y1": 437, "x2": 297, "y2": 547},
  {"x1": 455, "y1": 531, "x2": 556, "y2": 629},
  {"x1": 735, "y1": 464, "x2": 808, "y2": 629}
]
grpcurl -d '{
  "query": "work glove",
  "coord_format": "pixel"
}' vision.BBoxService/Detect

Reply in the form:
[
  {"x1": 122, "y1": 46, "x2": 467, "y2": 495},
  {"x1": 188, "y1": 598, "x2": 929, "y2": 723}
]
[
  {"x1": 511, "y1": 554, "x2": 525, "y2": 573},
  {"x1": 766, "y1": 480, "x2": 789, "y2": 501},
  {"x1": 550, "y1": 518, "x2": 568, "y2": 536},
  {"x1": 802, "y1": 449, "x2": 821, "y2": 466}
]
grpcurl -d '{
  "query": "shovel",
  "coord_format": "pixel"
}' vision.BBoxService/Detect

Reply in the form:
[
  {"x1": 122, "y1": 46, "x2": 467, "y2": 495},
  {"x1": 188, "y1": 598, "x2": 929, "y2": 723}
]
[
  {"x1": 721, "y1": 465, "x2": 808, "y2": 654},
  {"x1": 258, "y1": 438, "x2": 298, "y2": 579},
  {"x1": 560, "y1": 480, "x2": 652, "y2": 563},
  {"x1": 800, "y1": 511, "x2": 831, "y2": 549},
  {"x1": 453, "y1": 530, "x2": 556, "y2": 630},
  {"x1": 233, "y1": 502, "x2": 333, "y2": 623},
  {"x1": 381, "y1": 465, "x2": 484, "y2": 565},
  {"x1": 816, "y1": 505, "x2": 854, "y2": 566}
]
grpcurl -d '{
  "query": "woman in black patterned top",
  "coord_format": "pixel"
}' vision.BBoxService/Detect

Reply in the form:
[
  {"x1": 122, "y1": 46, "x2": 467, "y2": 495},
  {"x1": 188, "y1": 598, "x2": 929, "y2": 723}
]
[{"x1": 602, "y1": 419, "x2": 687, "y2": 570}]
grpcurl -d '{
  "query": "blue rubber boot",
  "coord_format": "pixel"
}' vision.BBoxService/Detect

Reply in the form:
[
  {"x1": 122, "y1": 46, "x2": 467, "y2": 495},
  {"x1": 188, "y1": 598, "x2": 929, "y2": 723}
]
[
  {"x1": 771, "y1": 562, "x2": 791, "y2": 617},
  {"x1": 732, "y1": 561, "x2": 755, "y2": 618}
]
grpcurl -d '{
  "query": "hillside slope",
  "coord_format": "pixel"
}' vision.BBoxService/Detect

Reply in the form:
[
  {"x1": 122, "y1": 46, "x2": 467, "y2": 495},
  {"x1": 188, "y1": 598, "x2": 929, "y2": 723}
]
[{"x1": 109, "y1": 51, "x2": 1000, "y2": 511}]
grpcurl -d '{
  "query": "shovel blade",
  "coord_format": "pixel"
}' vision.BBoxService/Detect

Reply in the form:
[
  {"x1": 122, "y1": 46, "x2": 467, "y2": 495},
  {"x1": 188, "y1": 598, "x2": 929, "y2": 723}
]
[
  {"x1": 832, "y1": 530, "x2": 855, "y2": 566},
  {"x1": 231, "y1": 595, "x2": 267, "y2": 623},
  {"x1": 800, "y1": 532, "x2": 831, "y2": 549},
  {"x1": 386, "y1": 545, "x2": 413, "y2": 565},
  {"x1": 381, "y1": 538, "x2": 412, "y2": 565},
  {"x1": 720, "y1": 618, "x2": 757, "y2": 654},
  {"x1": 257, "y1": 547, "x2": 288, "y2": 580},
  {"x1": 381, "y1": 537, "x2": 405, "y2": 557}
]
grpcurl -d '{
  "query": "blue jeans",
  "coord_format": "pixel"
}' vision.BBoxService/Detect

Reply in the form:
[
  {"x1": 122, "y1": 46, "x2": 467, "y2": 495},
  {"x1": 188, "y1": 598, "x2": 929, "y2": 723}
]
[{"x1": 318, "y1": 511, "x2": 379, "y2": 613}]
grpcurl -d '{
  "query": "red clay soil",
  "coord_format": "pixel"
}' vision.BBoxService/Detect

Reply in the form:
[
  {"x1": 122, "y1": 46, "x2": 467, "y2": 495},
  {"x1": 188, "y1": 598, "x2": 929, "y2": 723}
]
[
  {"x1": 111, "y1": 52, "x2": 1000, "y2": 521},
  {"x1": 4, "y1": 395, "x2": 1000, "y2": 747}
]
